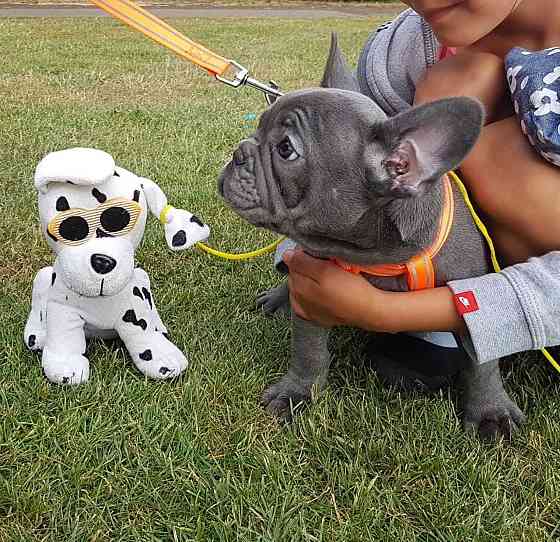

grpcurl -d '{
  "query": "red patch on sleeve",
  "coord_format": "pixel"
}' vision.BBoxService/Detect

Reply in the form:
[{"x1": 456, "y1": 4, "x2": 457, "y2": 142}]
[{"x1": 453, "y1": 291, "x2": 479, "y2": 315}]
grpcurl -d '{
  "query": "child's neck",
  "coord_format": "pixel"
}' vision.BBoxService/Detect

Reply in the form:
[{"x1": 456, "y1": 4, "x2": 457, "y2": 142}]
[{"x1": 475, "y1": 0, "x2": 560, "y2": 57}]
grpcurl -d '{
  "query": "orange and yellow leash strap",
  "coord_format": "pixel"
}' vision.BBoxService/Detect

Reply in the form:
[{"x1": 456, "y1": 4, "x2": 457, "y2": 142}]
[
  {"x1": 89, "y1": 0, "x2": 283, "y2": 100},
  {"x1": 89, "y1": 0, "x2": 229, "y2": 75}
]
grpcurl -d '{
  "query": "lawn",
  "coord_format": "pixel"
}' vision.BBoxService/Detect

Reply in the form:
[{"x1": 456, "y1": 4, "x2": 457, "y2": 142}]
[{"x1": 1, "y1": 13, "x2": 560, "y2": 542}]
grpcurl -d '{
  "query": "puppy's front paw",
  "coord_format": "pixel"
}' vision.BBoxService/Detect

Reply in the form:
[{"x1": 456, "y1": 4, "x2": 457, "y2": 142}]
[
  {"x1": 42, "y1": 350, "x2": 90, "y2": 385},
  {"x1": 463, "y1": 397, "x2": 526, "y2": 442},
  {"x1": 261, "y1": 375, "x2": 313, "y2": 422},
  {"x1": 256, "y1": 283, "x2": 290, "y2": 318}
]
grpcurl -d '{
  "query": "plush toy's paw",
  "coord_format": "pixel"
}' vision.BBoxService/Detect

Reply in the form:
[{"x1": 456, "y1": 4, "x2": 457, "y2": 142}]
[
  {"x1": 24, "y1": 318, "x2": 47, "y2": 352},
  {"x1": 42, "y1": 349, "x2": 90, "y2": 385},
  {"x1": 462, "y1": 396, "x2": 526, "y2": 442},
  {"x1": 164, "y1": 208, "x2": 210, "y2": 251},
  {"x1": 130, "y1": 333, "x2": 188, "y2": 380},
  {"x1": 25, "y1": 266, "x2": 53, "y2": 352}
]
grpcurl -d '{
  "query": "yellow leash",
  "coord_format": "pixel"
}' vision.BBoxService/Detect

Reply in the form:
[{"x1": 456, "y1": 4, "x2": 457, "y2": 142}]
[
  {"x1": 196, "y1": 238, "x2": 285, "y2": 261},
  {"x1": 449, "y1": 171, "x2": 560, "y2": 374},
  {"x1": 159, "y1": 204, "x2": 285, "y2": 261}
]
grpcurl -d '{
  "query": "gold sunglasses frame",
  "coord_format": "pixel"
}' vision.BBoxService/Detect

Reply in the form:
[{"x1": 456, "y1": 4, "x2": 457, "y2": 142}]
[{"x1": 47, "y1": 197, "x2": 143, "y2": 246}]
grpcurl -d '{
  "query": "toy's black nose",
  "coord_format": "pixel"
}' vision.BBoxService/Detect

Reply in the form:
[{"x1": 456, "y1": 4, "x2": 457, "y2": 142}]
[
  {"x1": 91, "y1": 253, "x2": 117, "y2": 275},
  {"x1": 96, "y1": 228, "x2": 113, "y2": 238}
]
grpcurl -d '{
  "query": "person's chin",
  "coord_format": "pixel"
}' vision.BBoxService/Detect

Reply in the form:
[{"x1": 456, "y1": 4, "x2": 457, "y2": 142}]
[{"x1": 430, "y1": 26, "x2": 481, "y2": 49}]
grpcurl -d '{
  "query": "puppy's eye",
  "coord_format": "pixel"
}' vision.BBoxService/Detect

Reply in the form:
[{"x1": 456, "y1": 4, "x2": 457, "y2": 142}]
[{"x1": 277, "y1": 136, "x2": 299, "y2": 161}]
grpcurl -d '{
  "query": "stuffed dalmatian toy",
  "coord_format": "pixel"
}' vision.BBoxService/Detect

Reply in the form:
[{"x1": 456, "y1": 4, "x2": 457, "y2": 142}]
[{"x1": 24, "y1": 147, "x2": 210, "y2": 385}]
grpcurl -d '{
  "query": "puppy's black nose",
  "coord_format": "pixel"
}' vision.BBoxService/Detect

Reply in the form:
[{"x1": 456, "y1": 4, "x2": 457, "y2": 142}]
[
  {"x1": 233, "y1": 148, "x2": 246, "y2": 166},
  {"x1": 91, "y1": 253, "x2": 117, "y2": 275}
]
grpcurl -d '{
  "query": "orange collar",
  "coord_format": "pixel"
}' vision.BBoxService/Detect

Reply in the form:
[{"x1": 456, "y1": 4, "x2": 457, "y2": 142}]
[{"x1": 332, "y1": 174, "x2": 455, "y2": 291}]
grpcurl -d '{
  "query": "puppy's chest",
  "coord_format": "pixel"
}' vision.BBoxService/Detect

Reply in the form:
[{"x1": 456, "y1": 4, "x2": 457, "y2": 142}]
[
  {"x1": 431, "y1": 191, "x2": 490, "y2": 283},
  {"x1": 361, "y1": 192, "x2": 490, "y2": 291}
]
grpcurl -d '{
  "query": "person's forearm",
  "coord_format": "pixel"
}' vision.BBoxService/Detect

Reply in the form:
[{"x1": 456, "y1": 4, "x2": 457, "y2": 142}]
[{"x1": 364, "y1": 286, "x2": 465, "y2": 334}]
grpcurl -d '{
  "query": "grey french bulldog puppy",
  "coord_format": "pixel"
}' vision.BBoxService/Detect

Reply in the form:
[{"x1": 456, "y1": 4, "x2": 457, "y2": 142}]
[{"x1": 218, "y1": 35, "x2": 526, "y2": 441}]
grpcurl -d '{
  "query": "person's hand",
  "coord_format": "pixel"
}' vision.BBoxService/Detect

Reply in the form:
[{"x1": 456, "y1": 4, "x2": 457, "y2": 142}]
[{"x1": 282, "y1": 249, "x2": 386, "y2": 329}]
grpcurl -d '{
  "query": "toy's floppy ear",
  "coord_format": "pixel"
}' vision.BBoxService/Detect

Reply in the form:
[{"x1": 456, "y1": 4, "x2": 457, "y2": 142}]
[
  {"x1": 140, "y1": 177, "x2": 210, "y2": 251},
  {"x1": 35, "y1": 148, "x2": 115, "y2": 193}
]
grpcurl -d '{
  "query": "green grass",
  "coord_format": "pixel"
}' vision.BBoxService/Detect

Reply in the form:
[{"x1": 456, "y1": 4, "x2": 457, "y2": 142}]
[{"x1": 2, "y1": 15, "x2": 560, "y2": 542}]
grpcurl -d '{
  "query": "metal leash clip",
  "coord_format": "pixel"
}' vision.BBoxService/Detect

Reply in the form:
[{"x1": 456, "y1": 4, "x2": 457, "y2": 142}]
[{"x1": 216, "y1": 60, "x2": 284, "y2": 105}]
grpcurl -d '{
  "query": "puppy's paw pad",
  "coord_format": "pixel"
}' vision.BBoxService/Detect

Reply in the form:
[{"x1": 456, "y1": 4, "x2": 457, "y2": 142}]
[
  {"x1": 165, "y1": 209, "x2": 210, "y2": 250},
  {"x1": 172, "y1": 230, "x2": 187, "y2": 247},
  {"x1": 463, "y1": 402, "x2": 526, "y2": 442},
  {"x1": 24, "y1": 322, "x2": 47, "y2": 352},
  {"x1": 26, "y1": 333, "x2": 45, "y2": 352},
  {"x1": 261, "y1": 379, "x2": 311, "y2": 422},
  {"x1": 256, "y1": 286, "x2": 290, "y2": 317}
]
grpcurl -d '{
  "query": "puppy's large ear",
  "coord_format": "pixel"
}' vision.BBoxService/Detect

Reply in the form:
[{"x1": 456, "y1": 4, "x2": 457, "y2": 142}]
[
  {"x1": 373, "y1": 97, "x2": 484, "y2": 192},
  {"x1": 321, "y1": 33, "x2": 360, "y2": 92}
]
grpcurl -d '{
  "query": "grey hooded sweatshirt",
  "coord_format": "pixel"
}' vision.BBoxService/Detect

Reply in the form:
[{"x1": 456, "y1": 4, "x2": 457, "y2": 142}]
[{"x1": 356, "y1": 9, "x2": 560, "y2": 363}]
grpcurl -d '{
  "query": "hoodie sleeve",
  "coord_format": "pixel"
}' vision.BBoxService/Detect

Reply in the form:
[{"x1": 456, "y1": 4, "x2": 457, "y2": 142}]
[{"x1": 448, "y1": 251, "x2": 560, "y2": 362}]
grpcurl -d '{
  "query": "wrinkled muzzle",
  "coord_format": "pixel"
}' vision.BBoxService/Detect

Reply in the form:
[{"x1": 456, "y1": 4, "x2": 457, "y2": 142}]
[
  {"x1": 219, "y1": 138, "x2": 264, "y2": 212},
  {"x1": 57, "y1": 237, "x2": 135, "y2": 297}
]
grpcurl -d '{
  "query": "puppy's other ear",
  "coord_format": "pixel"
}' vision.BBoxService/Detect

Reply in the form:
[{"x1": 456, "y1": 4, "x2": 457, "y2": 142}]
[
  {"x1": 321, "y1": 33, "x2": 360, "y2": 92},
  {"x1": 379, "y1": 97, "x2": 484, "y2": 192}
]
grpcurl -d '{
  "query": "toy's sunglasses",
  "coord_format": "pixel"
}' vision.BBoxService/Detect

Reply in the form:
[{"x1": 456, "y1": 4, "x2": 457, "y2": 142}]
[{"x1": 47, "y1": 197, "x2": 142, "y2": 246}]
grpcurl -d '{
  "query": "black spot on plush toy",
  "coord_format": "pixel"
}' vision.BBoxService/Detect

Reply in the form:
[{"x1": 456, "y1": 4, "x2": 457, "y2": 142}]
[{"x1": 24, "y1": 148, "x2": 210, "y2": 385}]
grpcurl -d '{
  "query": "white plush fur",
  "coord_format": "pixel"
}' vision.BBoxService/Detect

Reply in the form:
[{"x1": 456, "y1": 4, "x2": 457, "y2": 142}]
[{"x1": 25, "y1": 148, "x2": 210, "y2": 385}]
